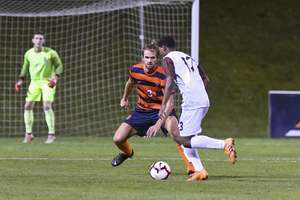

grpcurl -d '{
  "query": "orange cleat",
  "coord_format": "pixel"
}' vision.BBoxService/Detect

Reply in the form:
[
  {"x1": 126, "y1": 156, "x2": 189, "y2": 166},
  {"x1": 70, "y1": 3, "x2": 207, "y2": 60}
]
[
  {"x1": 224, "y1": 138, "x2": 236, "y2": 164},
  {"x1": 187, "y1": 162, "x2": 195, "y2": 177},
  {"x1": 186, "y1": 168, "x2": 208, "y2": 181}
]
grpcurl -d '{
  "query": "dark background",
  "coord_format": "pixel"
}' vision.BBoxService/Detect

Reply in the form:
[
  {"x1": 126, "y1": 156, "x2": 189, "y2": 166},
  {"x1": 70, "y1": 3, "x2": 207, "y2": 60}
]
[{"x1": 0, "y1": 0, "x2": 299, "y2": 138}]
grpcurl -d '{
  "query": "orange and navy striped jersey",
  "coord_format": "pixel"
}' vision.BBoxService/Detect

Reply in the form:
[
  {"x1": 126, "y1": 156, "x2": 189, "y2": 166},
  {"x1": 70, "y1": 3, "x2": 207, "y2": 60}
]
[{"x1": 129, "y1": 63, "x2": 173, "y2": 111}]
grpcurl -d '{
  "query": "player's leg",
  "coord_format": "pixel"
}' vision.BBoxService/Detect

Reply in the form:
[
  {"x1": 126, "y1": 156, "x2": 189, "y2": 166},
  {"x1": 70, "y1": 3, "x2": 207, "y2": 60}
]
[
  {"x1": 42, "y1": 82, "x2": 56, "y2": 143},
  {"x1": 184, "y1": 147, "x2": 208, "y2": 181},
  {"x1": 177, "y1": 108, "x2": 209, "y2": 181},
  {"x1": 43, "y1": 101, "x2": 56, "y2": 143},
  {"x1": 182, "y1": 135, "x2": 236, "y2": 164},
  {"x1": 178, "y1": 107, "x2": 236, "y2": 180},
  {"x1": 183, "y1": 107, "x2": 236, "y2": 163},
  {"x1": 164, "y1": 116, "x2": 195, "y2": 176},
  {"x1": 23, "y1": 81, "x2": 42, "y2": 143},
  {"x1": 190, "y1": 136, "x2": 237, "y2": 164},
  {"x1": 113, "y1": 122, "x2": 136, "y2": 155},
  {"x1": 178, "y1": 135, "x2": 209, "y2": 181},
  {"x1": 112, "y1": 123, "x2": 137, "y2": 166},
  {"x1": 23, "y1": 101, "x2": 35, "y2": 143}
]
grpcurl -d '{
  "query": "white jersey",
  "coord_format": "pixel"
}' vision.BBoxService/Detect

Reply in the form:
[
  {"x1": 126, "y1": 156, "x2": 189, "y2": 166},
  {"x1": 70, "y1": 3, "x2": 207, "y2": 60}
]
[{"x1": 163, "y1": 51, "x2": 210, "y2": 110}]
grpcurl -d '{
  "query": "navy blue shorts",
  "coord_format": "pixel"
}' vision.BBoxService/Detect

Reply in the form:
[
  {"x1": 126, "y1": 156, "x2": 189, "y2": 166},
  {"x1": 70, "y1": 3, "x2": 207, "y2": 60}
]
[{"x1": 124, "y1": 107, "x2": 177, "y2": 137}]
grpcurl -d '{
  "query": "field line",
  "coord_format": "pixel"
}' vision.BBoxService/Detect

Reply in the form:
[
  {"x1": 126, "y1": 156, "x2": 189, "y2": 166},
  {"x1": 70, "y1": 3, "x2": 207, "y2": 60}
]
[{"x1": 0, "y1": 157, "x2": 299, "y2": 162}]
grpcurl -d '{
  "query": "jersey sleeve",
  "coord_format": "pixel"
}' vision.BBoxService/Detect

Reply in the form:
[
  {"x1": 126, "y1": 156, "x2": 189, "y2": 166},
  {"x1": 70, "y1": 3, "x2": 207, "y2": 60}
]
[
  {"x1": 51, "y1": 50, "x2": 63, "y2": 76},
  {"x1": 19, "y1": 51, "x2": 30, "y2": 79},
  {"x1": 162, "y1": 57, "x2": 176, "y2": 78},
  {"x1": 128, "y1": 67, "x2": 136, "y2": 84}
]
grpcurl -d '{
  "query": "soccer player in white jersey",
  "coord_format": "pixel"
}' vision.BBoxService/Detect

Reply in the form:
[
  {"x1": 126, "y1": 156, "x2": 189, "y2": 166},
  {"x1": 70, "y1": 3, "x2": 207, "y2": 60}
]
[
  {"x1": 147, "y1": 36, "x2": 236, "y2": 181},
  {"x1": 15, "y1": 31, "x2": 63, "y2": 144}
]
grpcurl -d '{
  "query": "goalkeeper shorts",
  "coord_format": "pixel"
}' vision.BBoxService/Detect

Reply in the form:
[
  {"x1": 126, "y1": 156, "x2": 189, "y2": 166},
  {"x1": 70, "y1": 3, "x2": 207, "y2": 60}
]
[{"x1": 25, "y1": 80, "x2": 56, "y2": 102}]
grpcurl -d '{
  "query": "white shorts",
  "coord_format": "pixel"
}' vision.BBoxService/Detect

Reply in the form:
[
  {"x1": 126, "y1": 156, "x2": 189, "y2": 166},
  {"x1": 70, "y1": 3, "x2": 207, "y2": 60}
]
[{"x1": 178, "y1": 107, "x2": 209, "y2": 137}]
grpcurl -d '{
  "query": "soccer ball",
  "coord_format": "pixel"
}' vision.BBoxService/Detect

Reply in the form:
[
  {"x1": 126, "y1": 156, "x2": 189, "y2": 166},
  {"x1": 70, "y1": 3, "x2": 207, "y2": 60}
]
[{"x1": 149, "y1": 161, "x2": 171, "y2": 180}]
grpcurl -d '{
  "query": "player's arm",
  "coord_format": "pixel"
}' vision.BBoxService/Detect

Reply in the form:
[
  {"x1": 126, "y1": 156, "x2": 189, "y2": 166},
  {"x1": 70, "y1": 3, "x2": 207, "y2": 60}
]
[
  {"x1": 120, "y1": 78, "x2": 135, "y2": 109},
  {"x1": 146, "y1": 94, "x2": 174, "y2": 137},
  {"x1": 198, "y1": 65, "x2": 210, "y2": 92},
  {"x1": 159, "y1": 57, "x2": 176, "y2": 119},
  {"x1": 159, "y1": 76, "x2": 174, "y2": 118},
  {"x1": 48, "y1": 51, "x2": 63, "y2": 88},
  {"x1": 15, "y1": 53, "x2": 29, "y2": 92}
]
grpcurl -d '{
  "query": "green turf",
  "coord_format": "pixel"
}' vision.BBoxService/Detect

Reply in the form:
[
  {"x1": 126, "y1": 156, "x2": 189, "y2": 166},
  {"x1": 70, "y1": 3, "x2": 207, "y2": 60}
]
[{"x1": 0, "y1": 136, "x2": 299, "y2": 199}]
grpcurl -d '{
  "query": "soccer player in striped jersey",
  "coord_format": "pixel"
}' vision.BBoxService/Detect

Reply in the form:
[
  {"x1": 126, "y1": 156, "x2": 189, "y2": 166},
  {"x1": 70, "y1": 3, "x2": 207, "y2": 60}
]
[
  {"x1": 112, "y1": 41, "x2": 195, "y2": 176},
  {"x1": 147, "y1": 36, "x2": 236, "y2": 181},
  {"x1": 15, "y1": 31, "x2": 63, "y2": 144}
]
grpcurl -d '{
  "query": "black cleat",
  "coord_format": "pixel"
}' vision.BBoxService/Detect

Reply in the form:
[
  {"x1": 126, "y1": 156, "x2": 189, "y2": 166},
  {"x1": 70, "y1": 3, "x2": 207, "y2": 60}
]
[
  {"x1": 187, "y1": 170, "x2": 195, "y2": 177},
  {"x1": 111, "y1": 149, "x2": 134, "y2": 167}
]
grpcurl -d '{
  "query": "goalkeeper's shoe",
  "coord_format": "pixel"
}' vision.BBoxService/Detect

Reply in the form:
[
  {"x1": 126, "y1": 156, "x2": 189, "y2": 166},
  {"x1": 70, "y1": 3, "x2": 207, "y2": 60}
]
[
  {"x1": 23, "y1": 133, "x2": 34, "y2": 143},
  {"x1": 111, "y1": 149, "x2": 134, "y2": 167},
  {"x1": 45, "y1": 134, "x2": 56, "y2": 144},
  {"x1": 186, "y1": 168, "x2": 208, "y2": 181},
  {"x1": 224, "y1": 138, "x2": 236, "y2": 164}
]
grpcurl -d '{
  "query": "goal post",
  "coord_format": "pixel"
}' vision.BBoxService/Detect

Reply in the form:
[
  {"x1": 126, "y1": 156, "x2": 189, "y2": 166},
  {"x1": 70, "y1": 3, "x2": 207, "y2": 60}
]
[
  {"x1": 191, "y1": 0, "x2": 200, "y2": 63},
  {"x1": 0, "y1": 0, "x2": 199, "y2": 138}
]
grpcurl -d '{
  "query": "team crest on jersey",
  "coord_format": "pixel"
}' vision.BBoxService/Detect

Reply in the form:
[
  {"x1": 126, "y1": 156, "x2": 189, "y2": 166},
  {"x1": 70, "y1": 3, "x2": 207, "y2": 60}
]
[{"x1": 44, "y1": 57, "x2": 48, "y2": 62}]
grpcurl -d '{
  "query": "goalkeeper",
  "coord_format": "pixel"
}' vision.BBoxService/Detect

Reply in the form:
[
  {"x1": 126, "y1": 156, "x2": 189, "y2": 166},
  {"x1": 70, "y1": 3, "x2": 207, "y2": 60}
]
[{"x1": 15, "y1": 30, "x2": 63, "y2": 144}]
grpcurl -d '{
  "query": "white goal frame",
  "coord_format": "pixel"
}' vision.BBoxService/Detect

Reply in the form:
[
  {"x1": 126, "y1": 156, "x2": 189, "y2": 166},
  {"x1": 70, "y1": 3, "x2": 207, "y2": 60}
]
[{"x1": 0, "y1": 0, "x2": 199, "y2": 137}]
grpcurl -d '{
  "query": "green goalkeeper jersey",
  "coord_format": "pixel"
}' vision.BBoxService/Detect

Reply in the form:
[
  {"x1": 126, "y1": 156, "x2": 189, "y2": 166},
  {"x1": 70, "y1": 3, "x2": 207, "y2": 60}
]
[{"x1": 19, "y1": 47, "x2": 63, "y2": 80}]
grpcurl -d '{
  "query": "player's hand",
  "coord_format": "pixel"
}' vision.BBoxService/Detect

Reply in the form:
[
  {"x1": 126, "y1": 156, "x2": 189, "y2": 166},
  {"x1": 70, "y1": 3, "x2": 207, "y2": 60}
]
[
  {"x1": 15, "y1": 78, "x2": 23, "y2": 92},
  {"x1": 120, "y1": 99, "x2": 130, "y2": 109},
  {"x1": 158, "y1": 104, "x2": 167, "y2": 120},
  {"x1": 146, "y1": 124, "x2": 161, "y2": 138},
  {"x1": 47, "y1": 75, "x2": 59, "y2": 88}
]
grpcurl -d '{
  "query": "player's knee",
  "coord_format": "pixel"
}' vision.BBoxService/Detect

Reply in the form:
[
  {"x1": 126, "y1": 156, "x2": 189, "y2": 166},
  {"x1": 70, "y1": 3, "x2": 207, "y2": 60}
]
[
  {"x1": 179, "y1": 137, "x2": 192, "y2": 148},
  {"x1": 170, "y1": 134, "x2": 180, "y2": 144},
  {"x1": 43, "y1": 101, "x2": 52, "y2": 111},
  {"x1": 113, "y1": 134, "x2": 124, "y2": 145},
  {"x1": 113, "y1": 135, "x2": 119, "y2": 144},
  {"x1": 43, "y1": 106, "x2": 51, "y2": 110},
  {"x1": 24, "y1": 103, "x2": 34, "y2": 110}
]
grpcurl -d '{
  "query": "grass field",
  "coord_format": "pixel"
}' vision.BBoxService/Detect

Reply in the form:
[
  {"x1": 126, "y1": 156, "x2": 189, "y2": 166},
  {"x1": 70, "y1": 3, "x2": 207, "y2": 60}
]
[{"x1": 0, "y1": 136, "x2": 299, "y2": 199}]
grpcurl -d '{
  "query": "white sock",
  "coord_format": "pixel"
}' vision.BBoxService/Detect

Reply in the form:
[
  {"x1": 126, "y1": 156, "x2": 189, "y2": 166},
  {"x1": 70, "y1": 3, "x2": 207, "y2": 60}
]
[
  {"x1": 184, "y1": 147, "x2": 203, "y2": 171},
  {"x1": 191, "y1": 135, "x2": 226, "y2": 149}
]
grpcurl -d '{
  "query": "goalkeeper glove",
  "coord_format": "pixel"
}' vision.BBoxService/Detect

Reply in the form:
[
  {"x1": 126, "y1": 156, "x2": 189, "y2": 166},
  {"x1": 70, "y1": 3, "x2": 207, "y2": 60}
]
[
  {"x1": 47, "y1": 75, "x2": 59, "y2": 88},
  {"x1": 15, "y1": 78, "x2": 23, "y2": 92}
]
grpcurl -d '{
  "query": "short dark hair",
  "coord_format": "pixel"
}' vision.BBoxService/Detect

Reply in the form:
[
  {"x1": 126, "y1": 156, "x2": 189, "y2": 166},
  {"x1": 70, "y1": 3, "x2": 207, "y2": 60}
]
[
  {"x1": 33, "y1": 30, "x2": 45, "y2": 38},
  {"x1": 157, "y1": 36, "x2": 176, "y2": 49}
]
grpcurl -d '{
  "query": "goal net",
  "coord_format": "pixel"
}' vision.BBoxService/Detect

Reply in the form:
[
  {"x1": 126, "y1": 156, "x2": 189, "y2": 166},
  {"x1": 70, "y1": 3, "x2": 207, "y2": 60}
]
[{"x1": 0, "y1": 0, "x2": 196, "y2": 137}]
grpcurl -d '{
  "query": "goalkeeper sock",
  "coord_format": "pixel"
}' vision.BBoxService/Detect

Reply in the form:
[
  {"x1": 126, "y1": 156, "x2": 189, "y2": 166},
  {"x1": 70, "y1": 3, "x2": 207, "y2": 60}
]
[
  {"x1": 24, "y1": 110, "x2": 34, "y2": 134},
  {"x1": 116, "y1": 140, "x2": 133, "y2": 156},
  {"x1": 176, "y1": 143, "x2": 195, "y2": 172},
  {"x1": 44, "y1": 109, "x2": 55, "y2": 134}
]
